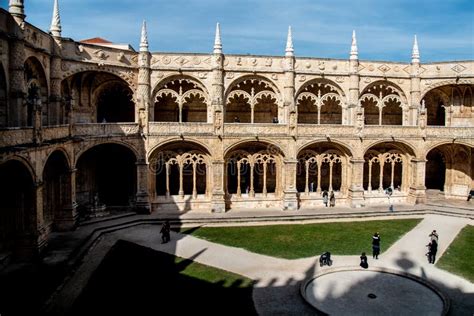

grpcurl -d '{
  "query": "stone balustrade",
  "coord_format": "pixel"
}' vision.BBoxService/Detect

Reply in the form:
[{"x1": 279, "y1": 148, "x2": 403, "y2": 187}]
[
  {"x1": 73, "y1": 123, "x2": 140, "y2": 137},
  {"x1": 42, "y1": 125, "x2": 69, "y2": 142},
  {"x1": 149, "y1": 122, "x2": 214, "y2": 136},
  {"x1": 2, "y1": 123, "x2": 474, "y2": 148},
  {"x1": 0, "y1": 127, "x2": 34, "y2": 147}
]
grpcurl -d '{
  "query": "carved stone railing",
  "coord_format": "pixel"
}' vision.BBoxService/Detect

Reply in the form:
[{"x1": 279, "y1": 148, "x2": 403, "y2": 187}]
[
  {"x1": 223, "y1": 123, "x2": 288, "y2": 136},
  {"x1": 42, "y1": 125, "x2": 69, "y2": 142},
  {"x1": 0, "y1": 128, "x2": 34, "y2": 147},
  {"x1": 297, "y1": 124, "x2": 354, "y2": 137},
  {"x1": 73, "y1": 123, "x2": 139, "y2": 137},
  {"x1": 149, "y1": 122, "x2": 213, "y2": 136}
]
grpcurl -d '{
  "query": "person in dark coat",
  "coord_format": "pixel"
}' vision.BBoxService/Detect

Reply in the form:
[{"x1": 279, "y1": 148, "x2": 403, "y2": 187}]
[
  {"x1": 427, "y1": 239, "x2": 438, "y2": 264},
  {"x1": 160, "y1": 220, "x2": 171, "y2": 244},
  {"x1": 372, "y1": 232, "x2": 381, "y2": 259},
  {"x1": 322, "y1": 190, "x2": 329, "y2": 207},
  {"x1": 329, "y1": 191, "x2": 336, "y2": 207},
  {"x1": 360, "y1": 252, "x2": 368, "y2": 269}
]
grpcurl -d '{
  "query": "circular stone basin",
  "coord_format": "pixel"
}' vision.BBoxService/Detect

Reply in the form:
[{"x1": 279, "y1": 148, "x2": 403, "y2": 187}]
[{"x1": 302, "y1": 269, "x2": 448, "y2": 316}]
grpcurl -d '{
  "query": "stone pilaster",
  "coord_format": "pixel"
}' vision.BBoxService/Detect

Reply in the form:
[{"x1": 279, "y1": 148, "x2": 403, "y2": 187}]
[
  {"x1": 211, "y1": 159, "x2": 226, "y2": 213},
  {"x1": 410, "y1": 36, "x2": 421, "y2": 126},
  {"x1": 9, "y1": 38, "x2": 26, "y2": 127},
  {"x1": 136, "y1": 159, "x2": 151, "y2": 213},
  {"x1": 55, "y1": 168, "x2": 78, "y2": 231},
  {"x1": 211, "y1": 52, "x2": 224, "y2": 136},
  {"x1": 137, "y1": 51, "x2": 151, "y2": 132},
  {"x1": 282, "y1": 159, "x2": 298, "y2": 211},
  {"x1": 348, "y1": 158, "x2": 365, "y2": 207},
  {"x1": 284, "y1": 57, "x2": 296, "y2": 135},
  {"x1": 349, "y1": 55, "x2": 359, "y2": 126},
  {"x1": 50, "y1": 43, "x2": 62, "y2": 125},
  {"x1": 408, "y1": 158, "x2": 426, "y2": 204}
]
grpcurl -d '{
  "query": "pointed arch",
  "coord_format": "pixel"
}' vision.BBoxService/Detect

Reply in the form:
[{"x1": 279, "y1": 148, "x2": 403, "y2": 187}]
[{"x1": 25, "y1": 57, "x2": 49, "y2": 126}]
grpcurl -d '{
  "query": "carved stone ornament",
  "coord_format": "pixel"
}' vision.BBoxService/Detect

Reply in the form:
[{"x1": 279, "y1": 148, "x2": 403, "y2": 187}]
[
  {"x1": 368, "y1": 65, "x2": 375, "y2": 71},
  {"x1": 94, "y1": 49, "x2": 109, "y2": 60},
  {"x1": 451, "y1": 64, "x2": 466, "y2": 73},
  {"x1": 378, "y1": 64, "x2": 391, "y2": 73},
  {"x1": 265, "y1": 58, "x2": 272, "y2": 67}
]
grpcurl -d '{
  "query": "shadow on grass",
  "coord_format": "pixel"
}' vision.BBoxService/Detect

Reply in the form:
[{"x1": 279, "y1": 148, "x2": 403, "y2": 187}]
[{"x1": 70, "y1": 239, "x2": 257, "y2": 315}]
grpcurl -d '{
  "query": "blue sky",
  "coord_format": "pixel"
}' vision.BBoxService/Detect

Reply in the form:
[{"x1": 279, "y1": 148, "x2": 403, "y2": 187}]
[{"x1": 6, "y1": 0, "x2": 474, "y2": 61}]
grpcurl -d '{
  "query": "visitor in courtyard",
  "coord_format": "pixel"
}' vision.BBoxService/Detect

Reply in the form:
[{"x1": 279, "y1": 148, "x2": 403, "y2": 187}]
[
  {"x1": 372, "y1": 232, "x2": 381, "y2": 259},
  {"x1": 322, "y1": 190, "x2": 328, "y2": 207},
  {"x1": 272, "y1": 116, "x2": 279, "y2": 123},
  {"x1": 234, "y1": 116, "x2": 240, "y2": 123},
  {"x1": 360, "y1": 252, "x2": 368, "y2": 269},
  {"x1": 160, "y1": 220, "x2": 171, "y2": 244},
  {"x1": 310, "y1": 181, "x2": 314, "y2": 192},
  {"x1": 427, "y1": 239, "x2": 438, "y2": 264},
  {"x1": 329, "y1": 191, "x2": 336, "y2": 207},
  {"x1": 429, "y1": 230, "x2": 439, "y2": 242}
]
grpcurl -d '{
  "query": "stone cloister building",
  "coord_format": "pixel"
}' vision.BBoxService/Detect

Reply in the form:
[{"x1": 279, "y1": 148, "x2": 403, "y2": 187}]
[{"x1": 0, "y1": 1, "x2": 473, "y2": 257}]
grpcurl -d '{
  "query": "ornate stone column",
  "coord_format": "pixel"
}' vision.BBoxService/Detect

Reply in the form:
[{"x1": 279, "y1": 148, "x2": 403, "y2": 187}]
[
  {"x1": 410, "y1": 35, "x2": 421, "y2": 126},
  {"x1": 210, "y1": 159, "x2": 226, "y2": 213},
  {"x1": 349, "y1": 30, "x2": 360, "y2": 126},
  {"x1": 408, "y1": 158, "x2": 427, "y2": 204},
  {"x1": 282, "y1": 159, "x2": 298, "y2": 211},
  {"x1": 138, "y1": 21, "x2": 151, "y2": 130},
  {"x1": 284, "y1": 27, "x2": 296, "y2": 134},
  {"x1": 55, "y1": 168, "x2": 78, "y2": 231},
  {"x1": 50, "y1": 49, "x2": 62, "y2": 126},
  {"x1": 136, "y1": 159, "x2": 151, "y2": 213},
  {"x1": 348, "y1": 157, "x2": 365, "y2": 207},
  {"x1": 9, "y1": 0, "x2": 25, "y2": 26},
  {"x1": 9, "y1": 35, "x2": 26, "y2": 127}
]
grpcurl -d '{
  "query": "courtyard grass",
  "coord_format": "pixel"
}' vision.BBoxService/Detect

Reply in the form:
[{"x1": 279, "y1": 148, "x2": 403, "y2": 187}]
[
  {"x1": 436, "y1": 225, "x2": 474, "y2": 283},
  {"x1": 179, "y1": 219, "x2": 421, "y2": 259}
]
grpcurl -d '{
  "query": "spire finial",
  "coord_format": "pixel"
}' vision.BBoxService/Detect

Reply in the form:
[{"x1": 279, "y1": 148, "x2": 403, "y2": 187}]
[
  {"x1": 285, "y1": 26, "x2": 294, "y2": 57},
  {"x1": 213, "y1": 22, "x2": 222, "y2": 54},
  {"x1": 412, "y1": 35, "x2": 420, "y2": 63},
  {"x1": 9, "y1": 0, "x2": 25, "y2": 20},
  {"x1": 350, "y1": 30, "x2": 358, "y2": 60},
  {"x1": 140, "y1": 20, "x2": 149, "y2": 52},
  {"x1": 50, "y1": 0, "x2": 61, "y2": 37}
]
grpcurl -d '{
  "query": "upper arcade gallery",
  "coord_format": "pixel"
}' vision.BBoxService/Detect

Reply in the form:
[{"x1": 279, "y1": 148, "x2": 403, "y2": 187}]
[{"x1": 0, "y1": 1, "x2": 473, "y2": 257}]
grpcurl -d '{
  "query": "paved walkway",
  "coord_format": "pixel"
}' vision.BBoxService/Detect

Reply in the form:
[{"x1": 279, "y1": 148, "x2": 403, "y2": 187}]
[{"x1": 47, "y1": 213, "x2": 474, "y2": 315}]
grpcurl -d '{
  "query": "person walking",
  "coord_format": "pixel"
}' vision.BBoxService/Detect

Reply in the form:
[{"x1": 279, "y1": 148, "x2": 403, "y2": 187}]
[
  {"x1": 322, "y1": 190, "x2": 329, "y2": 207},
  {"x1": 329, "y1": 191, "x2": 336, "y2": 207},
  {"x1": 427, "y1": 239, "x2": 438, "y2": 264},
  {"x1": 429, "y1": 230, "x2": 439, "y2": 242},
  {"x1": 360, "y1": 252, "x2": 368, "y2": 269},
  {"x1": 160, "y1": 220, "x2": 171, "y2": 244},
  {"x1": 372, "y1": 232, "x2": 381, "y2": 259}
]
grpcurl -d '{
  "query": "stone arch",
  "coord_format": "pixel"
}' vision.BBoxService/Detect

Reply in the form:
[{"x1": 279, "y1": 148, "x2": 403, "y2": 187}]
[
  {"x1": 297, "y1": 140, "x2": 354, "y2": 158},
  {"x1": 296, "y1": 142, "x2": 352, "y2": 196},
  {"x1": 75, "y1": 143, "x2": 138, "y2": 209},
  {"x1": 224, "y1": 75, "x2": 281, "y2": 123},
  {"x1": 363, "y1": 142, "x2": 414, "y2": 195},
  {"x1": 363, "y1": 140, "x2": 417, "y2": 158},
  {"x1": 422, "y1": 83, "x2": 474, "y2": 127},
  {"x1": 61, "y1": 71, "x2": 135, "y2": 123},
  {"x1": 59, "y1": 64, "x2": 136, "y2": 90},
  {"x1": 152, "y1": 75, "x2": 210, "y2": 123},
  {"x1": 149, "y1": 141, "x2": 211, "y2": 200},
  {"x1": 25, "y1": 56, "x2": 49, "y2": 127},
  {"x1": 360, "y1": 80, "x2": 408, "y2": 126},
  {"x1": 0, "y1": 159, "x2": 36, "y2": 257},
  {"x1": 149, "y1": 138, "x2": 213, "y2": 160},
  {"x1": 425, "y1": 143, "x2": 473, "y2": 199},
  {"x1": 0, "y1": 62, "x2": 7, "y2": 127},
  {"x1": 420, "y1": 79, "x2": 474, "y2": 99},
  {"x1": 225, "y1": 141, "x2": 284, "y2": 201},
  {"x1": 74, "y1": 140, "x2": 140, "y2": 168},
  {"x1": 296, "y1": 79, "x2": 345, "y2": 125},
  {"x1": 42, "y1": 150, "x2": 71, "y2": 232},
  {"x1": 224, "y1": 138, "x2": 286, "y2": 158}
]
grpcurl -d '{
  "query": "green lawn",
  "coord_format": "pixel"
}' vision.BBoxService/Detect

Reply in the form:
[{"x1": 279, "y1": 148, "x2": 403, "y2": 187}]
[
  {"x1": 437, "y1": 225, "x2": 474, "y2": 283},
  {"x1": 180, "y1": 219, "x2": 421, "y2": 259}
]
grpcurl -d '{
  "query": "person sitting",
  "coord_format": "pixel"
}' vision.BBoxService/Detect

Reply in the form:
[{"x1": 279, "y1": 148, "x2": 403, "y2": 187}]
[
  {"x1": 234, "y1": 116, "x2": 240, "y2": 123},
  {"x1": 272, "y1": 116, "x2": 279, "y2": 123}
]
